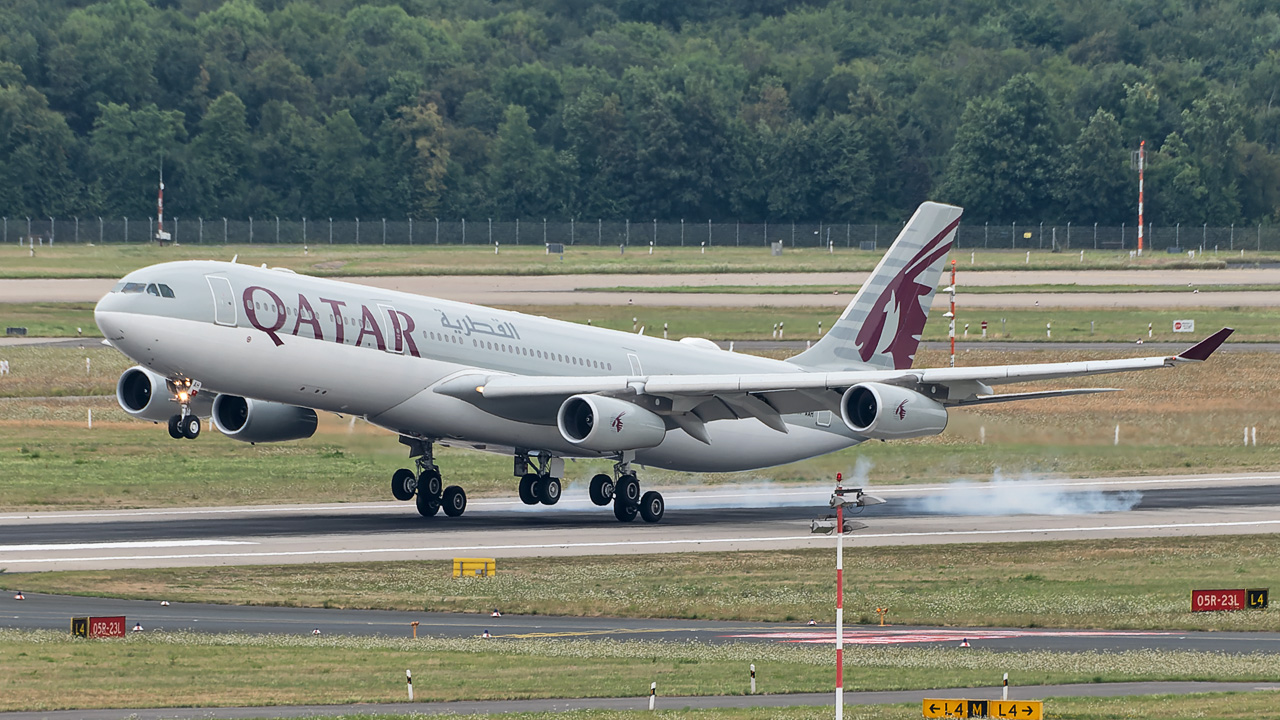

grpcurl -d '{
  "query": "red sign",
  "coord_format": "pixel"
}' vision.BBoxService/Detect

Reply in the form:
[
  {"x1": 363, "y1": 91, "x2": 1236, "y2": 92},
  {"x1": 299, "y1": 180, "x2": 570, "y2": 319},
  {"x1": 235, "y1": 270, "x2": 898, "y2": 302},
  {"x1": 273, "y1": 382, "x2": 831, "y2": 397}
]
[
  {"x1": 1192, "y1": 589, "x2": 1247, "y2": 612},
  {"x1": 88, "y1": 615, "x2": 126, "y2": 638}
]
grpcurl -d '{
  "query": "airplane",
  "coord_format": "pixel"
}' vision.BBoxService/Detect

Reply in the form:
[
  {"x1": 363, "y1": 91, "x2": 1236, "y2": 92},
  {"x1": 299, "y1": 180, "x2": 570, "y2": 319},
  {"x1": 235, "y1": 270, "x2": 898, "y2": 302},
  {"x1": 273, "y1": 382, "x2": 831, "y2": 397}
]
[{"x1": 94, "y1": 202, "x2": 1233, "y2": 523}]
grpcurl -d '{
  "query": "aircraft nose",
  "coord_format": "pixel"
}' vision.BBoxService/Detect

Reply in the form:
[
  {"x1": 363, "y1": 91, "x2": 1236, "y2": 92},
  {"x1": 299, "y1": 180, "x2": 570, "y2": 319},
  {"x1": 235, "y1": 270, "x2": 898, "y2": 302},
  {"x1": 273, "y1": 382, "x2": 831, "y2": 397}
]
[{"x1": 94, "y1": 292, "x2": 128, "y2": 340}]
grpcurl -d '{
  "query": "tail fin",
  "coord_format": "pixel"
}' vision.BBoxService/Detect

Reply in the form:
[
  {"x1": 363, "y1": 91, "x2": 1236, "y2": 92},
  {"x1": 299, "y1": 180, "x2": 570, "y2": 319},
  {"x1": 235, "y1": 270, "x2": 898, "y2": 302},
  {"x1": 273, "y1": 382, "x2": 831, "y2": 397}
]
[{"x1": 789, "y1": 201, "x2": 962, "y2": 371}]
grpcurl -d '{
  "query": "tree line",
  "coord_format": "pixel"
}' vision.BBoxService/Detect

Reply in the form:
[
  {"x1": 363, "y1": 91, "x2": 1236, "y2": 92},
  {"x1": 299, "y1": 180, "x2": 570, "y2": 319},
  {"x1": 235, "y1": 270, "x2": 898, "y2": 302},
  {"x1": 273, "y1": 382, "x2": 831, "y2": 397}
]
[{"x1": 1, "y1": 0, "x2": 1278, "y2": 225}]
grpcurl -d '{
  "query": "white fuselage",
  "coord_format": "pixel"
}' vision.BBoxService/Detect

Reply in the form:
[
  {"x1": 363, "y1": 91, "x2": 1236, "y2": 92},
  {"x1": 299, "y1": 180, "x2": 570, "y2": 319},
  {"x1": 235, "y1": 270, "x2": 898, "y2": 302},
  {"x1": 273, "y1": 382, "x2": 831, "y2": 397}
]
[{"x1": 95, "y1": 261, "x2": 863, "y2": 472}]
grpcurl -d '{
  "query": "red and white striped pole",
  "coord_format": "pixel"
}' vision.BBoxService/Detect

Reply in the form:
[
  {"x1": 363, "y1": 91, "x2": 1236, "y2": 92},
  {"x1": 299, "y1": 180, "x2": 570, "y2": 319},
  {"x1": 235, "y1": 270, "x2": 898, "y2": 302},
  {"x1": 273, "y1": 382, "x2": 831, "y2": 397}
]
[
  {"x1": 157, "y1": 166, "x2": 164, "y2": 242},
  {"x1": 948, "y1": 260, "x2": 956, "y2": 368},
  {"x1": 835, "y1": 472, "x2": 845, "y2": 720},
  {"x1": 1137, "y1": 140, "x2": 1145, "y2": 256}
]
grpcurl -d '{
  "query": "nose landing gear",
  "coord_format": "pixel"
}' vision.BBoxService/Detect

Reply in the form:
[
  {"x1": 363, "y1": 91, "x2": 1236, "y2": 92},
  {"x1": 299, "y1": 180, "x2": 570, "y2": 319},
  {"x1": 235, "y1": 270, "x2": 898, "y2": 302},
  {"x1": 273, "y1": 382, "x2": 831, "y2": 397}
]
[{"x1": 167, "y1": 379, "x2": 202, "y2": 440}]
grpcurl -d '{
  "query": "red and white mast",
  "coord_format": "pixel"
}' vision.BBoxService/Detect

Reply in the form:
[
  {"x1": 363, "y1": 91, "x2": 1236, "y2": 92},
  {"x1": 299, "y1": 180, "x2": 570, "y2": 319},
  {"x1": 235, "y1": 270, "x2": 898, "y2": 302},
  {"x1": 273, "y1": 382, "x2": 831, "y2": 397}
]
[
  {"x1": 155, "y1": 165, "x2": 171, "y2": 244},
  {"x1": 835, "y1": 472, "x2": 845, "y2": 720},
  {"x1": 1137, "y1": 140, "x2": 1144, "y2": 256}
]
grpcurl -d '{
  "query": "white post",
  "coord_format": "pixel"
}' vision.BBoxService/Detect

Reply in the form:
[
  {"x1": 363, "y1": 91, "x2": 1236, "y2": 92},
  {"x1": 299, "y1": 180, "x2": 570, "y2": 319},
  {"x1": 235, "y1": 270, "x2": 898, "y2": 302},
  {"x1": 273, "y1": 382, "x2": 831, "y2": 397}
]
[
  {"x1": 649, "y1": 682, "x2": 656, "y2": 710},
  {"x1": 1025, "y1": 251, "x2": 1030, "y2": 263},
  {"x1": 1002, "y1": 673, "x2": 1008, "y2": 701},
  {"x1": 1252, "y1": 427, "x2": 1257, "y2": 446},
  {"x1": 1046, "y1": 322, "x2": 1051, "y2": 339},
  {"x1": 750, "y1": 664, "x2": 756, "y2": 694},
  {"x1": 85, "y1": 357, "x2": 91, "y2": 376},
  {"x1": 1148, "y1": 323, "x2": 1153, "y2": 338},
  {"x1": 407, "y1": 669, "x2": 414, "y2": 701},
  {"x1": 1245, "y1": 427, "x2": 1250, "y2": 446},
  {"x1": 663, "y1": 322, "x2": 668, "y2": 340},
  {"x1": 88, "y1": 409, "x2": 92, "y2": 430},
  {"x1": 979, "y1": 426, "x2": 985, "y2": 445},
  {"x1": 1115, "y1": 425, "x2": 1120, "y2": 446}
]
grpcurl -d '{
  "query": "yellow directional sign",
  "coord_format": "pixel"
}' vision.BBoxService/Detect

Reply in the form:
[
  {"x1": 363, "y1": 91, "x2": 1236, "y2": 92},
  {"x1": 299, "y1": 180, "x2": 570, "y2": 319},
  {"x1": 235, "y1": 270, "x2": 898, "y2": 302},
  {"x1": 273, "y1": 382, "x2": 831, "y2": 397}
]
[
  {"x1": 923, "y1": 699, "x2": 968, "y2": 718},
  {"x1": 991, "y1": 700, "x2": 1043, "y2": 719}
]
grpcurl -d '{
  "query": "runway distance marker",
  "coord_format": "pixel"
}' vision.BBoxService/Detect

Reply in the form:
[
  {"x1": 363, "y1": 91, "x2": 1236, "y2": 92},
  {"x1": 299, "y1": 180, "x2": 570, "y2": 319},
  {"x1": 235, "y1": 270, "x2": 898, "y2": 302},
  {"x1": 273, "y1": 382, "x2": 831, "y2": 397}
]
[
  {"x1": 922, "y1": 699, "x2": 966, "y2": 718},
  {"x1": 991, "y1": 700, "x2": 1043, "y2": 719}
]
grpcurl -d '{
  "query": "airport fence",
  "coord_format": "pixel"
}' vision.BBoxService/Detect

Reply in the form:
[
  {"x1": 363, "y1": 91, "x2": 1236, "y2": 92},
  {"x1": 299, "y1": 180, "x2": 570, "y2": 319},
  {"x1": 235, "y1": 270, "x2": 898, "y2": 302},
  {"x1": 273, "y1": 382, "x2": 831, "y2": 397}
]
[{"x1": 6, "y1": 216, "x2": 1280, "y2": 252}]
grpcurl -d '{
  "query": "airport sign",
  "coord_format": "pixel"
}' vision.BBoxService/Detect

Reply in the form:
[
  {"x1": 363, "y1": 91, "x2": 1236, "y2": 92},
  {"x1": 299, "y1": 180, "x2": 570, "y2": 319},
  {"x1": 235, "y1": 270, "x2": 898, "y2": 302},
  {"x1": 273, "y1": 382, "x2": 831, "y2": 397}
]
[
  {"x1": 923, "y1": 699, "x2": 1042, "y2": 718},
  {"x1": 1191, "y1": 588, "x2": 1268, "y2": 611}
]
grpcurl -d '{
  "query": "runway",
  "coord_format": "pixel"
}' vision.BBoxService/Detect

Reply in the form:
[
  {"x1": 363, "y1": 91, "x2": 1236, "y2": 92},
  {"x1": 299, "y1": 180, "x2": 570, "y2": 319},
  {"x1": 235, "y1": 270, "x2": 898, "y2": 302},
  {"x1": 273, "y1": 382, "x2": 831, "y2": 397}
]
[
  {"x1": 5, "y1": 269, "x2": 1278, "y2": 308},
  {"x1": 2, "y1": 473, "x2": 1278, "y2": 571},
  {"x1": 6, "y1": 592, "x2": 1279, "y2": 655}
]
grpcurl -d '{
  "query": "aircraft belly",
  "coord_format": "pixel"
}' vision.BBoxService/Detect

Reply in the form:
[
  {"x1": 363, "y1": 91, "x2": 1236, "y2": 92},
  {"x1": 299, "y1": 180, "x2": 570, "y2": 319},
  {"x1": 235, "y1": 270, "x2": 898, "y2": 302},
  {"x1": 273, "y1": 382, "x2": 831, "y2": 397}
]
[
  {"x1": 636, "y1": 419, "x2": 860, "y2": 473},
  {"x1": 103, "y1": 312, "x2": 454, "y2": 416},
  {"x1": 367, "y1": 390, "x2": 591, "y2": 454}
]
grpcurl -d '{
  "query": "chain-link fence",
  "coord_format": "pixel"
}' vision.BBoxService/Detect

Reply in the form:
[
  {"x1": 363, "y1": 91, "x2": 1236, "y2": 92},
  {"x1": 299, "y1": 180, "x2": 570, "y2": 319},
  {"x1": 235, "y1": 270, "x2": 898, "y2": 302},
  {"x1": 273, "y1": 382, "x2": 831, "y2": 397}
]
[{"x1": 5, "y1": 216, "x2": 1279, "y2": 251}]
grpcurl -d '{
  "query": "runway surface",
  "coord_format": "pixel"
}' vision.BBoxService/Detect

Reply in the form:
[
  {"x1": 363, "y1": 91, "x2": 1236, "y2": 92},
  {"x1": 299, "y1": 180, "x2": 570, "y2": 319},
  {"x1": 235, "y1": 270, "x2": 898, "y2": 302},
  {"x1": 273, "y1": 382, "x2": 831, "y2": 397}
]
[
  {"x1": 2, "y1": 473, "x2": 1278, "y2": 571},
  {"x1": 4, "y1": 682, "x2": 1280, "y2": 720},
  {"x1": 5, "y1": 269, "x2": 1278, "y2": 308}
]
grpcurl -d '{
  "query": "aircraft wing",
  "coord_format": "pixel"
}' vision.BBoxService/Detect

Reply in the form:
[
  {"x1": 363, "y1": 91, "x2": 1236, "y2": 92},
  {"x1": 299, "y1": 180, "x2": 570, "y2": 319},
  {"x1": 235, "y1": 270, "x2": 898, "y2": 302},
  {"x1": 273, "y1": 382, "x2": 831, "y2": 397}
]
[{"x1": 446, "y1": 328, "x2": 1232, "y2": 433}]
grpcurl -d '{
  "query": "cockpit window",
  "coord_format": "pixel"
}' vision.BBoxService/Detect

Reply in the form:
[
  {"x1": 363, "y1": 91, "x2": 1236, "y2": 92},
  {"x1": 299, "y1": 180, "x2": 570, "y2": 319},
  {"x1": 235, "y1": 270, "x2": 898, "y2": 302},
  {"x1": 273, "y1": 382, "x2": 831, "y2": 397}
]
[
  {"x1": 158, "y1": 284, "x2": 175, "y2": 298},
  {"x1": 146, "y1": 283, "x2": 161, "y2": 296},
  {"x1": 121, "y1": 282, "x2": 146, "y2": 294},
  {"x1": 111, "y1": 281, "x2": 126, "y2": 293}
]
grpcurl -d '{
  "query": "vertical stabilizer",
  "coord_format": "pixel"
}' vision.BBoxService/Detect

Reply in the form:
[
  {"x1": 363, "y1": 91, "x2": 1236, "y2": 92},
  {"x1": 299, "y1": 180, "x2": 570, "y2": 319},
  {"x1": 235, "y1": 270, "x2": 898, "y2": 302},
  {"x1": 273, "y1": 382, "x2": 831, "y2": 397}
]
[{"x1": 788, "y1": 201, "x2": 962, "y2": 371}]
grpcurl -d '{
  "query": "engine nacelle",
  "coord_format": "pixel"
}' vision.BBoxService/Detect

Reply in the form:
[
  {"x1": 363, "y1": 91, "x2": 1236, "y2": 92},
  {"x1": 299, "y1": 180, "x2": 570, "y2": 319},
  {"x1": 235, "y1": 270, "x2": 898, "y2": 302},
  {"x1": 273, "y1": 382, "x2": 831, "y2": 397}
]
[
  {"x1": 557, "y1": 394, "x2": 667, "y2": 451},
  {"x1": 116, "y1": 366, "x2": 212, "y2": 422},
  {"x1": 840, "y1": 382, "x2": 948, "y2": 439},
  {"x1": 212, "y1": 394, "x2": 318, "y2": 443}
]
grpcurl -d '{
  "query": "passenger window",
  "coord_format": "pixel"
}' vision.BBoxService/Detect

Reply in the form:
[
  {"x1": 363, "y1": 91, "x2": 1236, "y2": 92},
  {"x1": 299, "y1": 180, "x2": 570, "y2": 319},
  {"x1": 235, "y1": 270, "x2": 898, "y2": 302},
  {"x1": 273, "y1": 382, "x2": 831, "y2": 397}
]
[{"x1": 159, "y1": 284, "x2": 175, "y2": 298}]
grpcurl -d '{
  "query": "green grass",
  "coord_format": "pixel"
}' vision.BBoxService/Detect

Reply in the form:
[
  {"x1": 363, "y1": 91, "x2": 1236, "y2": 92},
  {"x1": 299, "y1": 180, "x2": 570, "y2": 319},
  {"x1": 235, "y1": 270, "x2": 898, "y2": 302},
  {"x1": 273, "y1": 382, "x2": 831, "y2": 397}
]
[
  {"x1": 0, "y1": 346, "x2": 1276, "y2": 510},
  {"x1": 0, "y1": 629, "x2": 1276, "y2": 712},
  {"x1": 593, "y1": 283, "x2": 1280, "y2": 295},
  {"x1": 5, "y1": 300, "x2": 1277, "y2": 343},
  {"x1": 8, "y1": 536, "x2": 1279, "y2": 631},
  {"x1": 0, "y1": 244, "x2": 1249, "y2": 279}
]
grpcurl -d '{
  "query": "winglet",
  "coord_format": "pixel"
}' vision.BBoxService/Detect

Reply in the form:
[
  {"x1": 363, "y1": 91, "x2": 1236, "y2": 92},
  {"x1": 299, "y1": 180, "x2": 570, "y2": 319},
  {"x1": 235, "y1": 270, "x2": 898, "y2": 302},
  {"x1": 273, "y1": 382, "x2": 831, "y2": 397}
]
[{"x1": 1177, "y1": 327, "x2": 1233, "y2": 361}]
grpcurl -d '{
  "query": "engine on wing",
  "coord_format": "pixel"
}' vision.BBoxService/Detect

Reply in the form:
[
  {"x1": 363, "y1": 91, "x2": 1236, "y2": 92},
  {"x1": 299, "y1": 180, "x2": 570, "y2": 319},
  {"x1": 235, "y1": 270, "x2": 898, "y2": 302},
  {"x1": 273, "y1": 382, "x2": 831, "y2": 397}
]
[
  {"x1": 212, "y1": 394, "x2": 318, "y2": 443},
  {"x1": 840, "y1": 382, "x2": 948, "y2": 439},
  {"x1": 557, "y1": 394, "x2": 666, "y2": 451},
  {"x1": 116, "y1": 366, "x2": 212, "y2": 422}
]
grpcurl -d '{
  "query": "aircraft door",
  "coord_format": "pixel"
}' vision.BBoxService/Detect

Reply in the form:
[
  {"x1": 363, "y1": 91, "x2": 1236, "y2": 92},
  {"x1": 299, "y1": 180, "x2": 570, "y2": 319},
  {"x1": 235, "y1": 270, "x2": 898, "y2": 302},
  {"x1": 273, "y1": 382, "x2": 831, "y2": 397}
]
[
  {"x1": 378, "y1": 304, "x2": 404, "y2": 354},
  {"x1": 626, "y1": 352, "x2": 643, "y2": 375},
  {"x1": 206, "y1": 275, "x2": 237, "y2": 326}
]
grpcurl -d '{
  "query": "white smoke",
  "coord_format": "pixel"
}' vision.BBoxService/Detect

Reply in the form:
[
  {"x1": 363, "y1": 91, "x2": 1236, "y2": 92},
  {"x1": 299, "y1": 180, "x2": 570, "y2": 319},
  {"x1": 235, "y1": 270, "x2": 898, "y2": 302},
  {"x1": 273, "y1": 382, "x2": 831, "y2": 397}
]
[{"x1": 902, "y1": 469, "x2": 1142, "y2": 516}]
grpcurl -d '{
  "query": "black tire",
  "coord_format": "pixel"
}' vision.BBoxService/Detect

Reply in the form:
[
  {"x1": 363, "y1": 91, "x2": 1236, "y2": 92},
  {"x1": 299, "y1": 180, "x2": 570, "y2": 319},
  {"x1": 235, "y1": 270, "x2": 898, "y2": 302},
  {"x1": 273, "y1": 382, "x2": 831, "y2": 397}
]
[
  {"x1": 588, "y1": 474, "x2": 614, "y2": 506},
  {"x1": 181, "y1": 415, "x2": 201, "y2": 439},
  {"x1": 616, "y1": 474, "x2": 641, "y2": 505},
  {"x1": 442, "y1": 486, "x2": 467, "y2": 517},
  {"x1": 391, "y1": 469, "x2": 416, "y2": 501},
  {"x1": 613, "y1": 498, "x2": 637, "y2": 522},
  {"x1": 415, "y1": 490, "x2": 440, "y2": 517},
  {"x1": 639, "y1": 491, "x2": 664, "y2": 523},
  {"x1": 420, "y1": 470, "x2": 443, "y2": 498},
  {"x1": 167, "y1": 415, "x2": 183, "y2": 439},
  {"x1": 518, "y1": 474, "x2": 539, "y2": 505},
  {"x1": 538, "y1": 477, "x2": 561, "y2": 505}
]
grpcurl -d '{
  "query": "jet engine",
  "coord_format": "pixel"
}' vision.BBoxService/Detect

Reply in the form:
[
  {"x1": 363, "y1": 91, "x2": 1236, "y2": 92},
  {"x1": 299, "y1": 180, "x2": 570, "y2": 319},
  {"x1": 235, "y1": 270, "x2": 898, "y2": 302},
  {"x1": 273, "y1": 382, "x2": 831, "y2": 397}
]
[
  {"x1": 840, "y1": 382, "x2": 948, "y2": 439},
  {"x1": 116, "y1": 366, "x2": 212, "y2": 422},
  {"x1": 557, "y1": 394, "x2": 666, "y2": 451},
  {"x1": 212, "y1": 394, "x2": 318, "y2": 443}
]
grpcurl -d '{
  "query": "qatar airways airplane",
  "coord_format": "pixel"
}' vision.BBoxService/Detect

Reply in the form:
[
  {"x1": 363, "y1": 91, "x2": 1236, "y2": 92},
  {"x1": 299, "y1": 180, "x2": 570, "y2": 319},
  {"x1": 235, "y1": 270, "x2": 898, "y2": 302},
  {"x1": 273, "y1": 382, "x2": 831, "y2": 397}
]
[{"x1": 95, "y1": 202, "x2": 1231, "y2": 523}]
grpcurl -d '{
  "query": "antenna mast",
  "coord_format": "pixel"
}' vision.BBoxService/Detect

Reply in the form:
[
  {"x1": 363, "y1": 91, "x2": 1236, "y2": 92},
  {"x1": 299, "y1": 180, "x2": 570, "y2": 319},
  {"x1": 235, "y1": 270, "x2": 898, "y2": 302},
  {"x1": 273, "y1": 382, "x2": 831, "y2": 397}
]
[{"x1": 1137, "y1": 140, "x2": 1145, "y2": 257}]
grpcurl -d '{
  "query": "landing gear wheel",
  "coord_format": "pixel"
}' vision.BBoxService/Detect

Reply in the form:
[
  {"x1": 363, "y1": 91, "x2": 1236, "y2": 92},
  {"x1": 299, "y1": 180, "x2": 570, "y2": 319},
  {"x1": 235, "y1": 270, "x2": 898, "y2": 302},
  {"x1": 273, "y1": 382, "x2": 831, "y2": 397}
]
[
  {"x1": 415, "y1": 490, "x2": 440, "y2": 517},
  {"x1": 180, "y1": 415, "x2": 201, "y2": 439},
  {"x1": 613, "y1": 498, "x2": 638, "y2": 522},
  {"x1": 442, "y1": 486, "x2": 467, "y2": 517},
  {"x1": 616, "y1": 474, "x2": 641, "y2": 506},
  {"x1": 518, "y1": 474, "x2": 539, "y2": 505},
  {"x1": 391, "y1": 469, "x2": 416, "y2": 501},
  {"x1": 639, "y1": 491, "x2": 665, "y2": 523},
  {"x1": 167, "y1": 415, "x2": 183, "y2": 439},
  {"x1": 537, "y1": 477, "x2": 561, "y2": 505},
  {"x1": 589, "y1": 474, "x2": 615, "y2": 506},
  {"x1": 420, "y1": 471, "x2": 443, "y2": 499}
]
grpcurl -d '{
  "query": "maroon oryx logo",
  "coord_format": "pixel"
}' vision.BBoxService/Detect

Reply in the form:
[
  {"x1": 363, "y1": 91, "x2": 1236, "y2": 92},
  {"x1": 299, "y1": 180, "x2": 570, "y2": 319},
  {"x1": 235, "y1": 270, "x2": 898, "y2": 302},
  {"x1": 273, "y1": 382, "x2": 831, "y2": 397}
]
[
  {"x1": 895, "y1": 399, "x2": 908, "y2": 420},
  {"x1": 611, "y1": 412, "x2": 626, "y2": 432}
]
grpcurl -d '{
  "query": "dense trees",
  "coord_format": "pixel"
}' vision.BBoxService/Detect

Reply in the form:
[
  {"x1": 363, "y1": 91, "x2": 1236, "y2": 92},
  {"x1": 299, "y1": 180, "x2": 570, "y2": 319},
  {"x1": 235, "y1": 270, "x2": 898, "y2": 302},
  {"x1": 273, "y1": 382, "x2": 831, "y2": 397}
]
[{"x1": 2, "y1": 0, "x2": 1280, "y2": 224}]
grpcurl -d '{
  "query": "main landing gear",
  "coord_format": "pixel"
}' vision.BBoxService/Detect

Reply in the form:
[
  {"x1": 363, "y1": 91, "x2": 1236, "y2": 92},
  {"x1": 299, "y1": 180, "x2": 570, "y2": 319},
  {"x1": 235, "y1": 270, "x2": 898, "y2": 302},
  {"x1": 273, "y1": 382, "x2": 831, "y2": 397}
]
[
  {"x1": 515, "y1": 451, "x2": 563, "y2": 506},
  {"x1": 166, "y1": 379, "x2": 202, "y2": 440},
  {"x1": 393, "y1": 437, "x2": 467, "y2": 518},
  {"x1": 606, "y1": 455, "x2": 663, "y2": 524}
]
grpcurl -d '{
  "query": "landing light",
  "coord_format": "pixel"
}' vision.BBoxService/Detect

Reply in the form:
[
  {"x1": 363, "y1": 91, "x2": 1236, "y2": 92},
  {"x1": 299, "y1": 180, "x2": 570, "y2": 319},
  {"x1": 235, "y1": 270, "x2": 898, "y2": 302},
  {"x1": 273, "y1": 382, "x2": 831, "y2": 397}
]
[{"x1": 177, "y1": 391, "x2": 189, "y2": 403}]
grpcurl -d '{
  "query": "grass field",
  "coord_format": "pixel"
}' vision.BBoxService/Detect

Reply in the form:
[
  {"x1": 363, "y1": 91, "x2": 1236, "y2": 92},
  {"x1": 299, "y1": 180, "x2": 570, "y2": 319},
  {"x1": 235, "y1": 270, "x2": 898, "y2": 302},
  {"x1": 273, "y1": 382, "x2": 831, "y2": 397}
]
[
  {"x1": 0, "y1": 243, "x2": 1252, "y2": 279},
  {"x1": 0, "y1": 629, "x2": 1276, "y2": 712},
  {"x1": 0, "y1": 346, "x2": 1276, "y2": 510},
  {"x1": 4, "y1": 300, "x2": 1276, "y2": 343},
  {"x1": 7, "y1": 536, "x2": 1278, "y2": 631}
]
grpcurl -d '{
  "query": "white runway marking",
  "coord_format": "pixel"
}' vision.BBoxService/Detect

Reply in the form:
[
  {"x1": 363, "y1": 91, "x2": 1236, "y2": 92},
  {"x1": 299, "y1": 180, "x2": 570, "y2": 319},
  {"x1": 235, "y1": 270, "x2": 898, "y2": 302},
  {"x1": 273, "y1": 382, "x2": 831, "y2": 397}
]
[
  {"x1": 0, "y1": 539, "x2": 256, "y2": 552},
  {"x1": 5, "y1": 518, "x2": 1278, "y2": 565}
]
